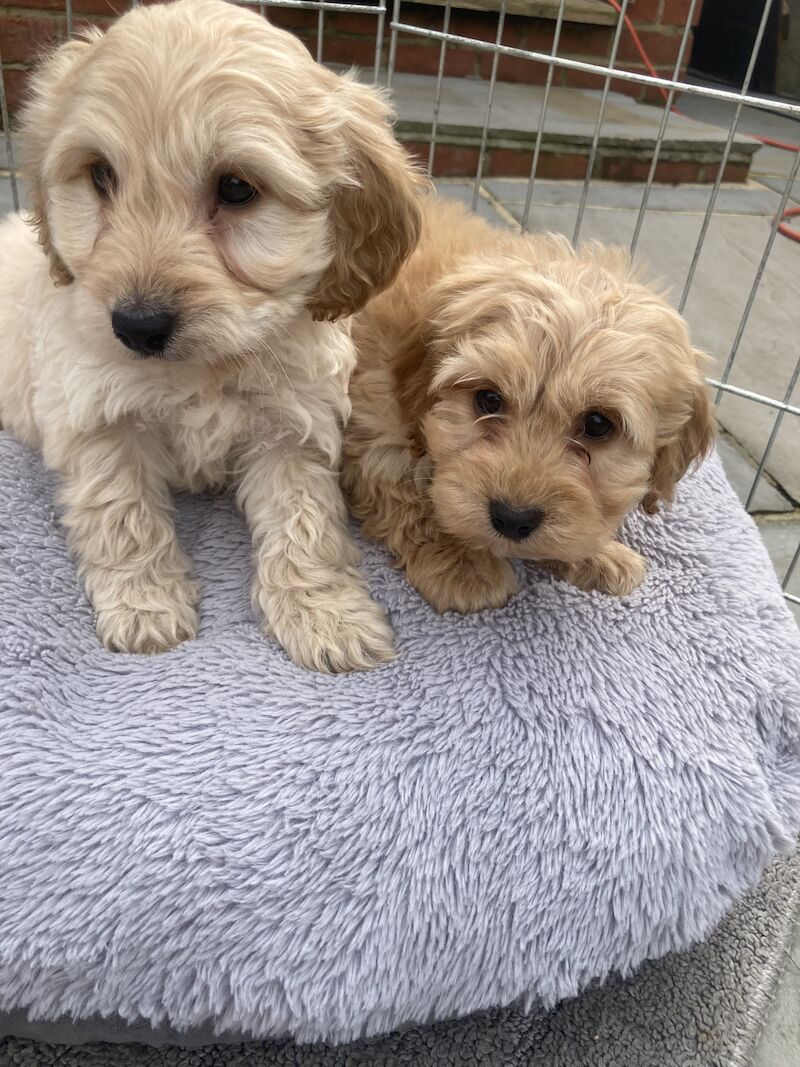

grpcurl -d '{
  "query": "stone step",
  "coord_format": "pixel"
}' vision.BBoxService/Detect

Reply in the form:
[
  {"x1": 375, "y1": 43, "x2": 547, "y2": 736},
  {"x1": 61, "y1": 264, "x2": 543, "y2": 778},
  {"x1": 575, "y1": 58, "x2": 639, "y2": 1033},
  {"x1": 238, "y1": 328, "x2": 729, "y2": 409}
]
[{"x1": 390, "y1": 73, "x2": 761, "y2": 181}]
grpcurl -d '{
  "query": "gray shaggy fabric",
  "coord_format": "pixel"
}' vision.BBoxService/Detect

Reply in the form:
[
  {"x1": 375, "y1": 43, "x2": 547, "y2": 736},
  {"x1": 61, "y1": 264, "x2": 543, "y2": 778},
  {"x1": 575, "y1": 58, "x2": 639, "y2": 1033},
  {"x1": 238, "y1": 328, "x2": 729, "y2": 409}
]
[
  {"x1": 1, "y1": 852, "x2": 797, "y2": 1065},
  {"x1": 0, "y1": 433, "x2": 798, "y2": 1046}
]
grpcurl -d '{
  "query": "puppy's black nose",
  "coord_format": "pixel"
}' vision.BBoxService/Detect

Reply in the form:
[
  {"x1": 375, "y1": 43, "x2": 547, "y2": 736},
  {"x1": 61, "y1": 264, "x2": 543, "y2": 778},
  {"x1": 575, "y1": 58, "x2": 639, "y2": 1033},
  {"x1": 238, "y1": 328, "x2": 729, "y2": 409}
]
[
  {"x1": 112, "y1": 304, "x2": 176, "y2": 356},
  {"x1": 489, "y1": 500, "x2": 544, "y2": 542}
]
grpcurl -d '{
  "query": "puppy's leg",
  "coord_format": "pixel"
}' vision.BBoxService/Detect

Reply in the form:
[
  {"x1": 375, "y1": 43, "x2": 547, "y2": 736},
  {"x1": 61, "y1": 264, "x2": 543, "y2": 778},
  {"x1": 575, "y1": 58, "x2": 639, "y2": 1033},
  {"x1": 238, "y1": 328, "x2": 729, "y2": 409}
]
[
  {"x1": 404, "y1": 538, "x2": 519, "y2": 614},
  {"x1": 344, "y1": 447, "x2": 518, "y2": 614},
  {"x1": 57, "y1": 424, "x2": 198, "y2": 653},
  {"x1": 237, "y1": 441, "x2": 395, "y2": 673},
  {"x1": 549, "y1": 541, "x2": 647, "y2": 596}
]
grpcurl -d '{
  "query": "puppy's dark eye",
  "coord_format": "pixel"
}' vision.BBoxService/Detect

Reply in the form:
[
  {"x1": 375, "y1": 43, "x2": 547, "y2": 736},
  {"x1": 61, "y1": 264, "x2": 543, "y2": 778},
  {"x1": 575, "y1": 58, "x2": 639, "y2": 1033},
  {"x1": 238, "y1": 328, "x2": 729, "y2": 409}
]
[
  {"x1": 217, "y1": 174, "x2": 258, "y2": 206},
  {"x1": 475, "y1": 390, "x2": 504, "y2": 416},
  {"x1": 90, "y1": 163, "x2": 116, "y2": 198},
  {"x1": 582, "y1": 411, "x2": 614, "y2": 440}
]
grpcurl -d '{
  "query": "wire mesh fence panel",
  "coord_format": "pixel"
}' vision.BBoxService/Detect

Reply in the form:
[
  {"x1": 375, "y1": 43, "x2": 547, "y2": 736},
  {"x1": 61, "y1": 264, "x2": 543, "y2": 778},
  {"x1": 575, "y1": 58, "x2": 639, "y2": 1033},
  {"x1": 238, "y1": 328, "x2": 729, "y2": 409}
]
[{"x1": 0, "y1": 0, "x2": 797, "y2": 606}]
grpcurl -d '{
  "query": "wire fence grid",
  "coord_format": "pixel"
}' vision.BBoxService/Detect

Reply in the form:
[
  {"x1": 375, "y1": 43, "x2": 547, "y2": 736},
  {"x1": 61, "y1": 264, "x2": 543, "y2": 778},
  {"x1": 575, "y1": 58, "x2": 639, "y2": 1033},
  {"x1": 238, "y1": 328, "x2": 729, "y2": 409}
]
[{"x1": 0, "y1": 0, "x2": 798, "y2": 605}]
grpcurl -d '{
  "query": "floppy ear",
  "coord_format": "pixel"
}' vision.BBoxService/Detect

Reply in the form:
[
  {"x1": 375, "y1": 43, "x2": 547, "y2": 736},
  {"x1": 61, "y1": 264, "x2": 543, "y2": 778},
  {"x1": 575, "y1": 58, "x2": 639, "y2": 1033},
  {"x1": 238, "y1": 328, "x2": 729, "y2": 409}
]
[
  {"x1": 19, "y1": 32, "x2": 100, "y2": 286},
  {"x1": 309, "y1": 77, "x2": 423, "y2": 321},
  {"x1": 641, "y1": 355, "x2": 715, "y2": 514},
  {"x1": 391, "y1": 261, "x2": 524, "y2": 434}
]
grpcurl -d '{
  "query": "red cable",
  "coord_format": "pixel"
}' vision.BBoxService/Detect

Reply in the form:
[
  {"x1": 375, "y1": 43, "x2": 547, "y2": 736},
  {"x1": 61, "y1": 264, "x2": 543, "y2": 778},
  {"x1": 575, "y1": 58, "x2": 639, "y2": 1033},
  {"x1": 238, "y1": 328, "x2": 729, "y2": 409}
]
[{"x1": 604, "y1": 0, "x2": 800, "y2": 241}]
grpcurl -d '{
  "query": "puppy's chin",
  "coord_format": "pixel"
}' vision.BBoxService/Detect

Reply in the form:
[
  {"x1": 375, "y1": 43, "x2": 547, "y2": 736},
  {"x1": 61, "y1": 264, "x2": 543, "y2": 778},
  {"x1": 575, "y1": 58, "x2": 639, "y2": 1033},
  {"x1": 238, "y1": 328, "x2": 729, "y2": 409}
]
[{"x1": 429, "y1": 465, "x2": 613, "y2": 565}]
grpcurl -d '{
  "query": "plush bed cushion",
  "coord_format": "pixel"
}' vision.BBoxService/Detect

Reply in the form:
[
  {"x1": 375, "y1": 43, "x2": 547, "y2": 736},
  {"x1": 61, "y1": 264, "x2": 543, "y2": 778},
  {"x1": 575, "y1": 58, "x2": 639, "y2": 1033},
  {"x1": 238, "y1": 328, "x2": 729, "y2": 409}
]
[{"x1": 0, "y1": 435, "x2": 798, "y2": 1044}]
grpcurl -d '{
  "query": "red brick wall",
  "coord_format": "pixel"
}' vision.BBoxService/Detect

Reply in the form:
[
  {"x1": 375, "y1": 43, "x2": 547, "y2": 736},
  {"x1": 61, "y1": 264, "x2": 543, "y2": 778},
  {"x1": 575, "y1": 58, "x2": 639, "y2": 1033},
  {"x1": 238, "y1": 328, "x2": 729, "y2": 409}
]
[{"x1": 1, "y1": 0, "x2": 704, "y2": 118}]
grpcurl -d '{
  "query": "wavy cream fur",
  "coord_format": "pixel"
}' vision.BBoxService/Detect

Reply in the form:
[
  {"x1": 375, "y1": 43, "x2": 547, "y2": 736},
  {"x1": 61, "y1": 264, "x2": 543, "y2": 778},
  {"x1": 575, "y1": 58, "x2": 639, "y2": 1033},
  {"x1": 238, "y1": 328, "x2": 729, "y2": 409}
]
[{"x1": 0, "y1": 0, "x2": 421, "y2": 670}]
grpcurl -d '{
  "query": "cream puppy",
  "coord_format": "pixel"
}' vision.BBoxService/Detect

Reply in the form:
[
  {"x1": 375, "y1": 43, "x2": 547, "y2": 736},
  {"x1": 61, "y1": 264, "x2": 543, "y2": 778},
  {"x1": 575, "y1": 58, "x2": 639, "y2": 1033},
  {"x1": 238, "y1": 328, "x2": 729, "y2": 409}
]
[{"x1": 0, "y1": 0, "x2": 421, "y2": 671}]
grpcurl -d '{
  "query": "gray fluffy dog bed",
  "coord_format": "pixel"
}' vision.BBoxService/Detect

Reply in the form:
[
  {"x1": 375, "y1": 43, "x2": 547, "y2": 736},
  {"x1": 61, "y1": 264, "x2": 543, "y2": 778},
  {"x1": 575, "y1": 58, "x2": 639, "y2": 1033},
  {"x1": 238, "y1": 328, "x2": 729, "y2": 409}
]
[{"x1": 0, "y1": 433, "x2": 798, "y2": 1046}]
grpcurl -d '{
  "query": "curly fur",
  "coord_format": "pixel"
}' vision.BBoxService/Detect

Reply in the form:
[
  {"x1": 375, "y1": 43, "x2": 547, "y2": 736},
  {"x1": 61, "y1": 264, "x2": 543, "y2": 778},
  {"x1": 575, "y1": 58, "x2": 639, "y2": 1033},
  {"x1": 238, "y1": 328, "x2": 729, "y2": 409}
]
[
  {"x1": 0, "y1": 0, "x2": 422, "y2": 670},
  {"x1": 343, "y1": 197, "x2": 715, "y2": 613}
]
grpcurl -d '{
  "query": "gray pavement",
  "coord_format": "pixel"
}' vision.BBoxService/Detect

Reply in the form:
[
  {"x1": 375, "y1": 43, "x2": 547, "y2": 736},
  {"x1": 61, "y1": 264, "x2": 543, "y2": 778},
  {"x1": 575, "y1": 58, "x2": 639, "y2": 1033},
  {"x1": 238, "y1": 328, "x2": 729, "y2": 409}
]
[{"x1": 389, "y1": 73, "x2": 760, "y2": 174}]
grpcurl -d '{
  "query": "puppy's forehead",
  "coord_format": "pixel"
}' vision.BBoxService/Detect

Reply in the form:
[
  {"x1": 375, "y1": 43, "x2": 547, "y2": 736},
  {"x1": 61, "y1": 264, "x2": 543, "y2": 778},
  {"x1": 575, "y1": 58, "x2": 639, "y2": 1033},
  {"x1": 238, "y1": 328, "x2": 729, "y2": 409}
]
[
  {"x1": 57, "y1": 0, "x2": 337, "y2": 201},
  {"x1": 468, "y1": 279, "x2": 665, "y2": 415},
  {"x1": 84, "y1": 3, "x2": 314, "y2": 114}
]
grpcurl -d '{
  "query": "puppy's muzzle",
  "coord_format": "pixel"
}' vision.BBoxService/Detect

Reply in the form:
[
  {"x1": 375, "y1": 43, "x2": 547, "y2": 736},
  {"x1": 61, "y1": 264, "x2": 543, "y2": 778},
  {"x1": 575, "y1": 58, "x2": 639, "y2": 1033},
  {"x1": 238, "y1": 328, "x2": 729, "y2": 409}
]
[
  {"x1": 112, "y1": 303, "x2": 177, "y2": 357},
  {"x1": 489, "y1": 500, "x2": 544, "y2": 542}
]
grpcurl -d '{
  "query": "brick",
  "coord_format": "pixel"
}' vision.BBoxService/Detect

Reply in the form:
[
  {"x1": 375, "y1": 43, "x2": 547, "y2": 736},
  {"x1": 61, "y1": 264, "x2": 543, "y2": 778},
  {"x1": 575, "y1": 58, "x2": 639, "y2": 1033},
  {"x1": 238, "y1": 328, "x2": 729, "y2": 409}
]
[
  {"x1": 316, "y1": 34, "x2": 379, "y2": 68},
  {"x1": 265, "y1": 7, "x2": 318, "y2": 32},
  {"x1": 12, "y1": 0, "x2": 126, "y2": 14},
  {"x1": 327, "y1": 10, "x2": 382, "y2": 37},
  {"x1": 600, "y1": 155, "x2": 698, "y2": 181},
  {"x1": 448, "y1": 8, "x2": 522, "y2": 45},
  {"x1": 629, "y1": 0, "x2": 663, "y2": 21},
  {"x1": 0, "y1": 13, "x2": 62, "y2": 64},
  {"x1": 560, "y1": 66, "x2": 612, "y2": 91},
  {"x1": 658, "y1": 0, "x2": 704, "y2": 27},
  {"x1": 0, "y1": 66, "x2": 31, "y2": 116},
  {"x1": 393, "y1": 40, "x2": 477, "y2": 78},
  {"x1": 721, "y1": 161, "x2": 748, "y2": 183},
  {"x1": 429, "y1": 143, "x2": 481, "y2": 178},
  {"x1": 534, "y1": 151, "x2": 591, "y2": 179},
  {"x1": 486, "y1": 146, "x2": 533, "y2": 177},
  {"x1": 478, "y1": 51, "x2": 547, "y2": 83},
  {"x1": 558, "y1": 22, "x2": 613, "y2": 58},
  {"x1": 618, "y1": 26, "x2": 684, "y2": 66}
]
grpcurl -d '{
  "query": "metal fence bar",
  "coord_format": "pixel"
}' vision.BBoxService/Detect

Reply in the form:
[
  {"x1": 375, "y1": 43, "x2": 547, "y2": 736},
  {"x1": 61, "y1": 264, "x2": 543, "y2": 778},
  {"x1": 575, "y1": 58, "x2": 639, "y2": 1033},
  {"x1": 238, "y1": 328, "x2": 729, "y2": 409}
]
[
  {"x1": 427, "y1": 1, "x2": 452, "y2": 176},
  {"x1": 316, "y1": 5, "x2": 325, "y2": 63},
  {"x1": 373, "y1": 3, "x2": 385, "y2": 82},
  {"x1": 572, "y1": 0, "x2": 630, "y2": 244},
  {"x1": 471, "y1": 0, "x2": 508, "y2": 212},
  {"x1": 386, "y1": 0, "x2": 402, "y2": 88},
  {"x1": 629, "y1": 0, "x2": 700, "y2": 256},
  {"x1": 783, "y1": 538, "x2": 800, "y2": 591},
  {"x1": 520, "y1": 0, "x2": 567, "y2": 232},
  {"x1": 715, "y1": 148, "x2": 800, "y2": 404},
  {"x1": 65, "y1": 0, "x2": 73, "y2": 35},
  {"x1": 707, "y1": 379, "x2": 800, "y2": 419},
  {"x1": 240, "y1": 0, "x2": 383, "y2": 12},
  {"x1": 388, "y1": 22, "x2": 800, "y2": 119},
  {"x1": 744, "y1": 352, "x2": 800, "y2": 510},
  {"x1": 0, "y1": 40, "x2": 18, "y2": 214},
  {"x1": 678, "y1": 0, "x2": 775, "y2": 313}
]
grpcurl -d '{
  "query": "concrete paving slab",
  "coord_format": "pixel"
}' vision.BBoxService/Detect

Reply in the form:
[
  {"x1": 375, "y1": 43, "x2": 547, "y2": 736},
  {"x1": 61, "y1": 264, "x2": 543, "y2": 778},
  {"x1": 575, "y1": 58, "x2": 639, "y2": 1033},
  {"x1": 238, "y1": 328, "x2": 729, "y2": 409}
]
[
  {"x1": 433, "y1": 180, "x2": 513, "y2": 225},
  {"x1": 751, "y1": 907, "x2": 800, "y2": 1067},
  {"x1": 754, "y1": 174, "x2": 800, "y2": 207},
  {"x1": 754, "y1": 516, "x2": 800, "y2": 591},
  {"x1": 393, "y1": 74, "x2": 759, "y2": 148},
  {"x1": 677, "y1": 88, "x2": 800, "y2": 151},
  {"x1": 716, "y1": 434, "x2": 794, "y2": 513},
  {"x1": 0, "y1": 175, "x2": 25, "y2": 217},
  {"x1": 754, "y1": 516, "x2": 800, "y2": 627},
  {"x1": 751, "y1": 146, "x2": 800, "y2": 180},
  {"x1": 484, "y1": 177, "x2": 783, "y2": 215},
  {"x1": 390, "y1": 73, "x2": 759, "y2": 174},
  {"x1": 0, "y1": 136, "x2": 21, "y2": 172}
]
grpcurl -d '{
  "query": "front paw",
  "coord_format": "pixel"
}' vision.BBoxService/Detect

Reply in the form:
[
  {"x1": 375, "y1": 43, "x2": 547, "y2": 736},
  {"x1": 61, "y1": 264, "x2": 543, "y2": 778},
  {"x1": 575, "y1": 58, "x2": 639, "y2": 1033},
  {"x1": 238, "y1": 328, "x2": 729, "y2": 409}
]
[
  {"x1": 96, "y1": 581, "x2": 199, "y2": 654},
  {"x1": 264, "y1": 578, "x2": 396, "y2": 673},
  {"x1": 560, "y1": 542, "x2": 647, "y2": 596},
  {"x1": 406, "y1": 543, "x2": 519, "y2": 613}
]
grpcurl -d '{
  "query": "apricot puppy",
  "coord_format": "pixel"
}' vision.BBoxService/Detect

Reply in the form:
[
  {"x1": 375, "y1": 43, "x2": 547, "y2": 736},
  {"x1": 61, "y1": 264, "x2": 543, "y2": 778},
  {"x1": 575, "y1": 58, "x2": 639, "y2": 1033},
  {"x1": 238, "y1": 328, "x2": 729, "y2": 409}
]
[{"x1": 343, "y1": 198, "x2": 714, "y2": 613}]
